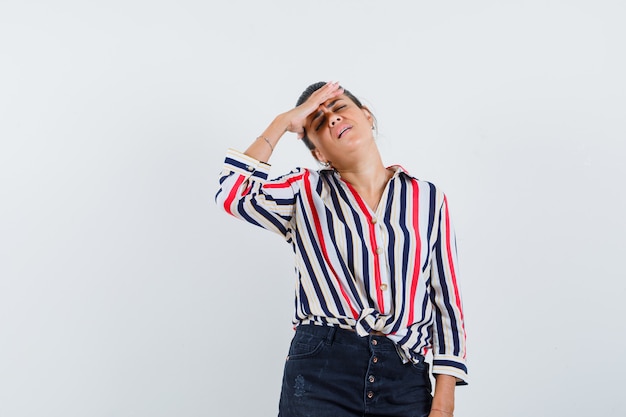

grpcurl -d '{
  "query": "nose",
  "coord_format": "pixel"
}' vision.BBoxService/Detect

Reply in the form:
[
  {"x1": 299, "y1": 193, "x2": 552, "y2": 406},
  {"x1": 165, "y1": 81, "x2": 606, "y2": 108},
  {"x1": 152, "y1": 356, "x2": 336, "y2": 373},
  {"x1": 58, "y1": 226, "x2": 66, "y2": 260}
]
[{"x1": 316, "y1": 104, "x2": 342, "y2": 127}]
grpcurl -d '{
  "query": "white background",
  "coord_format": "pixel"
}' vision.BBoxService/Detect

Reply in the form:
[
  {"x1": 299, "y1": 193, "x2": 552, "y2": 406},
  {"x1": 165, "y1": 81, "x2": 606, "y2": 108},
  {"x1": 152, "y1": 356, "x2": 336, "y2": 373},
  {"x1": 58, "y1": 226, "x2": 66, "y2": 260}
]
[{"x1": 1, "y1": 1, "x2": 625, "y2": 416}]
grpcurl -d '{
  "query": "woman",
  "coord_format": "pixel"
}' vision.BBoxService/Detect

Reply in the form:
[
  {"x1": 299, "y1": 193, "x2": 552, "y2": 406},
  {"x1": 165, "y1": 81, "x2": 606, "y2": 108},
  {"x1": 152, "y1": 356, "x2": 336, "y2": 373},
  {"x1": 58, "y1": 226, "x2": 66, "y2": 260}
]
[{"x1": 216, "y1": 81, "x2": 468, "y2": 417}]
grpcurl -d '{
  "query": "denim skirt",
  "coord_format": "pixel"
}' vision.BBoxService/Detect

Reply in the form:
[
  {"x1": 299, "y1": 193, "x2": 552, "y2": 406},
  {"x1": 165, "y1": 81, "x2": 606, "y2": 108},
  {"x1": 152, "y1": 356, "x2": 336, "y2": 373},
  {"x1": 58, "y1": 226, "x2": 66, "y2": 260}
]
[{"x1": 278, "y1": 324, "x2": 432, "y2": 417}]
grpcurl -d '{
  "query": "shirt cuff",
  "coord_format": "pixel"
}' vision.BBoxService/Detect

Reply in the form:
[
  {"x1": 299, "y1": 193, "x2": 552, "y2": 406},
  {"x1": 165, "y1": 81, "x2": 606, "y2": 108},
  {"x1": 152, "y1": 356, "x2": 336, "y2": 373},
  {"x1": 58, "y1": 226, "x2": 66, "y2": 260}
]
[
  {"x1": 223, "y1": 148, "x2": 271, "y2": 181},
  {"x1": 432, "y1": 355, "x2": 469, "y2": 386}
]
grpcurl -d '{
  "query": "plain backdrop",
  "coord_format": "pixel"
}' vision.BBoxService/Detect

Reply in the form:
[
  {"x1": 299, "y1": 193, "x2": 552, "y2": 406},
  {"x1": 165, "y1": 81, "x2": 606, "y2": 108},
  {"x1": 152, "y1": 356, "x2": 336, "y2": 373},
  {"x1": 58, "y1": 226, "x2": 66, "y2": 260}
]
[{"x1": 1, "y1": 1, "x2": 625, "y2": 416}]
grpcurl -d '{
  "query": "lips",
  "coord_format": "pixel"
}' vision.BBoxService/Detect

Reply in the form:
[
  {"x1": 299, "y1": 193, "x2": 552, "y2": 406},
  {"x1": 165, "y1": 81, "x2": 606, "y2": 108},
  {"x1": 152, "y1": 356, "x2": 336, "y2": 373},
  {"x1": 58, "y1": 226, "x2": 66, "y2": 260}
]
[{"x1": 337, "y1": 125, "x2": 352, "y2": 139}]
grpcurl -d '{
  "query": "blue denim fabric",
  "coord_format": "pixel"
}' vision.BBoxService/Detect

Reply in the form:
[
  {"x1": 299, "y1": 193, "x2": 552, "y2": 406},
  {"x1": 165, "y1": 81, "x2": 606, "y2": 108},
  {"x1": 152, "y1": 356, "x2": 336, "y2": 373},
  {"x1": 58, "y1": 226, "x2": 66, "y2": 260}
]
[{"x1": 278, "y1": 325, "x2": 432, "y2": 417}]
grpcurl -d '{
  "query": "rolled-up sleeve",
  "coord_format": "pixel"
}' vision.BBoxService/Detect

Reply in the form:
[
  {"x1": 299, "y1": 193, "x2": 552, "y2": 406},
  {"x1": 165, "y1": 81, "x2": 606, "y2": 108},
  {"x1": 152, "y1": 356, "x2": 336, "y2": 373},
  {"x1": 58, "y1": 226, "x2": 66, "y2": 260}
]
[{"x1": 215, "y1": 149, "x2": 300, "y2": 238}]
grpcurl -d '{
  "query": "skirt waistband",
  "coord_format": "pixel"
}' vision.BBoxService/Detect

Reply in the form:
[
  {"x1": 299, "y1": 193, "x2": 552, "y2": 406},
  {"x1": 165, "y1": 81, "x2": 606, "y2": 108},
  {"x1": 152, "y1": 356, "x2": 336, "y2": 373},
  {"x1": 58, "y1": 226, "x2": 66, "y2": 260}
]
[{"x1": 293, "y1": 324, "x2": 421, "y2": 362}]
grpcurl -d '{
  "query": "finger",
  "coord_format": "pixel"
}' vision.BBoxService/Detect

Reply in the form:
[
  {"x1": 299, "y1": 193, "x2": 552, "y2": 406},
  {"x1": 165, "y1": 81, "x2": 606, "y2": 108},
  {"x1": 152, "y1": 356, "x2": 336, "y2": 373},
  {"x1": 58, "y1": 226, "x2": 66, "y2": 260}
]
[
  {"x1": 309, "y1": 81, "x2": 343, "y2": 105},
  {"x1": 296, "y1": 81, "x2": 344, "y2": 119},
  {"x1": 322, "y1": 81, "x2": 341, "y2": 95},
  {"x1": 325, "y1": 81, "x2": 344, "y2": 97}
]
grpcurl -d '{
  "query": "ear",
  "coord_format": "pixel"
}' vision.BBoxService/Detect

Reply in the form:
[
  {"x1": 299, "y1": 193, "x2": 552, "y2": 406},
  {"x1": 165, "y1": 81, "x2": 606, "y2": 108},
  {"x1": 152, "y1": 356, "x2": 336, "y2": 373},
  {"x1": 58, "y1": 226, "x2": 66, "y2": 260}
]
[
  {"x1": 311, "y1": 148, "x2": 327, "y2": 163},
  {"x1": 361, "y1": 106, "x2": 373, "y2": 122}
]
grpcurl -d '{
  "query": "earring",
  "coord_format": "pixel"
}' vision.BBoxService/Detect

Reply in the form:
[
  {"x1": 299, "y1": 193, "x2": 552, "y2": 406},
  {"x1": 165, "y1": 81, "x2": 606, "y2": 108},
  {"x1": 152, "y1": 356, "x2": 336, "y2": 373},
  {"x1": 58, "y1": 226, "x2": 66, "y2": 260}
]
[{"x1": 320, "y1": 161, "x2": 331, "y2": 169}]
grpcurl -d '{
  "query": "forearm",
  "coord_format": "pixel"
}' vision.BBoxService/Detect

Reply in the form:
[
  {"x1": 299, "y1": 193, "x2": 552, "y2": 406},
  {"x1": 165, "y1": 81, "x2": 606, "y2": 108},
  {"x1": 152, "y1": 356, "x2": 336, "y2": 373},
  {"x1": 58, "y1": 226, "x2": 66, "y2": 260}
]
[
  {"x1": 244, "y1": 114, "x2": 289, "y2": 163},
  {"x1": 429, "y1": 374, "x2": 456, "y2": 416}
]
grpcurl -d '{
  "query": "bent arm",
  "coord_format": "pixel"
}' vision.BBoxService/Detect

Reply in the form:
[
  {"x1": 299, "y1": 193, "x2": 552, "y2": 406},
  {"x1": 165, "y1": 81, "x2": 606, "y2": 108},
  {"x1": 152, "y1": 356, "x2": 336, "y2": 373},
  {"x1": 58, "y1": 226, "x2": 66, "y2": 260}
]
[
  {"x1": 215, "y1": 82, "x2": 346, "y2": 236},
  {"x1": 244, "y1": 81, "x2": 345, "y2": 163}
]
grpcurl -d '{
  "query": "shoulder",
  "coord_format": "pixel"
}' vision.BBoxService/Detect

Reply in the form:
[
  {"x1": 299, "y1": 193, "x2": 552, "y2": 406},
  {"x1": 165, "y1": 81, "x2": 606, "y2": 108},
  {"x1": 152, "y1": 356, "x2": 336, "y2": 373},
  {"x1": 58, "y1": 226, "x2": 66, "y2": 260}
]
[
  {"x1": 389, "y1": 165, "x2": 449, "y2": 210},
  {"x1": 390, "y1": 165, "x2": 444, "y2": 192}
]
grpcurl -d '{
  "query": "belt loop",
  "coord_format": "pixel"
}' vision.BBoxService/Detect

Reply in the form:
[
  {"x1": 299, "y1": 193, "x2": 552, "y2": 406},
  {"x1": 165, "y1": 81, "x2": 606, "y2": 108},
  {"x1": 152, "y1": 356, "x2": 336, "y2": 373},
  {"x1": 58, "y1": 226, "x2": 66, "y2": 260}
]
[
  {"x1": 325, "y1": 326, "x2": 338, "y2": 345},
  {"x1": 394, "y1": 343, "x2": 409, "y2": 363}
]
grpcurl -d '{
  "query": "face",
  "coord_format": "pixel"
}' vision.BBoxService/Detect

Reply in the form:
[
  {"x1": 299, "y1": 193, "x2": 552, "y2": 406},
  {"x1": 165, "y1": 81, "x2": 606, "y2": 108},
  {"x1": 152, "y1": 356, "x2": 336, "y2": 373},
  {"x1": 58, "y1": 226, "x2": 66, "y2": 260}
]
[{"x1": 304, "y1": 94, "x2": 375, "y2": 167}]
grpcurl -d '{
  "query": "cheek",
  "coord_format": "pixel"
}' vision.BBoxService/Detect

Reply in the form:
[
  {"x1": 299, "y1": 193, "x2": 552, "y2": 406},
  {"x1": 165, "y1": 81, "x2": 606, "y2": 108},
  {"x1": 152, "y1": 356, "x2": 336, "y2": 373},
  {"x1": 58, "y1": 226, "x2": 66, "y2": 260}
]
[{"x1": 306, "y1": 131, "x2": 323, "y2": 147}]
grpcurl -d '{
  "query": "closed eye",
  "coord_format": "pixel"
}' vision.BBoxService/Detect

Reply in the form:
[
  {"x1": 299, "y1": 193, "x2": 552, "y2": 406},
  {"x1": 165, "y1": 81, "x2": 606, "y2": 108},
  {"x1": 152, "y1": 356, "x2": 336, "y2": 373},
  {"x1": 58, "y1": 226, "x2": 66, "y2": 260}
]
[
  {"x1": 315, "y1": 117, "x2": 325, "y2": 131},
  {"x1": 313, "y1": 101, "x2": 347, "y2": 131}
]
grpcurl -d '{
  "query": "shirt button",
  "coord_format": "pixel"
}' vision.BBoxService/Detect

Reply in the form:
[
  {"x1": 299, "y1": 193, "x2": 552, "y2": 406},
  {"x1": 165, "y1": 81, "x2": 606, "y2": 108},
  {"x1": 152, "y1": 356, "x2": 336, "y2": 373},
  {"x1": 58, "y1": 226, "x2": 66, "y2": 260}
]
[
  {"x1": 369, "y1": 375, "x2": 375, "y2": 383},
  {"x1": 371, "y1": 339, "x2": 378, "y2": 346},
  {"x1": 367, "y1": 391, "x2": 374, "y2": 399},
  {"x1": 372, "y1": 356, "x2": 378, "y2": 363},
  {"x1": 375, "y1": 247, "x2": 383, "y2": 255},
  {"x1": 380, "y1": 283, "x2": 388, "y2": 291},
  {"x1": 371, "y1": 217, "x2": 377, "y2": 224},
  {"x1": 246, "y1": 165, "x2": 254, "y2": 172}
]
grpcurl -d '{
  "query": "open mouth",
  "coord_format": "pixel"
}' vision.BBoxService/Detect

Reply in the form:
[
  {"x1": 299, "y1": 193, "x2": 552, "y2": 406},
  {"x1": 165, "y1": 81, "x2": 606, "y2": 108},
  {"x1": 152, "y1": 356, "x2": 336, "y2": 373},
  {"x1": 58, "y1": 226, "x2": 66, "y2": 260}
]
[{"x1": 338, "y1": 126, "x2": 351, "y2": 139}]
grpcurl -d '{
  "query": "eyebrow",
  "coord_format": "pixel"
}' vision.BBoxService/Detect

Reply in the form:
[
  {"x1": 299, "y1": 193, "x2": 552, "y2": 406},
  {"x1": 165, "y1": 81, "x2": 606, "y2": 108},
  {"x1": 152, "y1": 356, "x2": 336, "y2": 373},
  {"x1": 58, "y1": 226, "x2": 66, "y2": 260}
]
[{"x1": 311, "y1": 99, "x2": 343, "y2": 123}]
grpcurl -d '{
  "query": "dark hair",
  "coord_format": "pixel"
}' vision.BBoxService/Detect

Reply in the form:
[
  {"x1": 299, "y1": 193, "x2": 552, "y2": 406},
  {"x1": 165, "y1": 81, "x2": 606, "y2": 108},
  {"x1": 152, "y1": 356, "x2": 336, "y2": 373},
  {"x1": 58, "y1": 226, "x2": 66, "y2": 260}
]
[{"x1": 295, "y1": 81, "x2": 369, "y2": 151}]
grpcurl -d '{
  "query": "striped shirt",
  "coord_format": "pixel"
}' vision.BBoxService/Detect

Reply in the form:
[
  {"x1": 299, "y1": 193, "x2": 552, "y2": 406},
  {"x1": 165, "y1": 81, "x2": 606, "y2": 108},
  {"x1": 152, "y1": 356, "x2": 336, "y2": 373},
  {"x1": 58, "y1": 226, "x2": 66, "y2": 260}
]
[{"x1": 216, "y1": 149, "x2": 468, "y2": 384}]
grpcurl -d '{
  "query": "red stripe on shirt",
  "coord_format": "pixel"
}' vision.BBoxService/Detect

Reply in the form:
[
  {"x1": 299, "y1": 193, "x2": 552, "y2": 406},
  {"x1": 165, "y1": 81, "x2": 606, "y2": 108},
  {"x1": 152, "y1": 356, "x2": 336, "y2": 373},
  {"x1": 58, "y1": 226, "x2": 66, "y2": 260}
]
[
  {"x1": 224, "y1": 175, "x2": 246, "y2": 216},
  {"x1": 343, "y1": 181, "x2": 385, "y2": 313},
  {"x1": 304, "y1": 171, "x2": 358, "y2": 319},
  {"x1": 263, "y1": 173, "x2": 305, "y2": 189}
]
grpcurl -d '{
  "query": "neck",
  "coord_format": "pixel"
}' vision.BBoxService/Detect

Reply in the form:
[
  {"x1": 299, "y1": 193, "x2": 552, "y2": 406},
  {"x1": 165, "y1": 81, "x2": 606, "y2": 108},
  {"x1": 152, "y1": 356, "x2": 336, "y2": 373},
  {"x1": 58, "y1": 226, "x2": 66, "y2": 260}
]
[
  {"x1": 333, "y1": 151, "x2": 393, "y2": 211},
  {"x1": 336, "y1": 161, "x2": 390, "y2": 191},
  {"x1": 333, "y1": 142, "x2": 390, "y2": 187}
]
